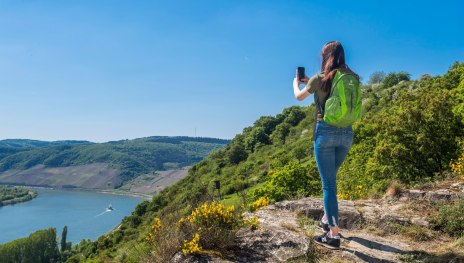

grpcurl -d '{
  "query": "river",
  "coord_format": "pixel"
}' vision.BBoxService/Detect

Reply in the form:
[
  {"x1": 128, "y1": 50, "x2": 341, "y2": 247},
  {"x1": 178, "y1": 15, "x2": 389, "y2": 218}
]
[{"x1": 0, "y1": 188, "x2": 143, "y2": 245}]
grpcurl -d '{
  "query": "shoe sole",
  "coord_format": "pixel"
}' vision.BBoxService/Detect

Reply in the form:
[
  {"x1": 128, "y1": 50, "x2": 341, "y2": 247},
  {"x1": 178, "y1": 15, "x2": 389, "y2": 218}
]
[{"x1": 313, "y1": 239, "x2": 340, "y2": 250}]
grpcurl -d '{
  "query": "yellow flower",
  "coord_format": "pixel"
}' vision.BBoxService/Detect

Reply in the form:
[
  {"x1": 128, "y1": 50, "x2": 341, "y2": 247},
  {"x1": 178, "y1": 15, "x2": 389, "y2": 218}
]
[
  {"x1": 250, "y1": 196, "x2": 269, "y2": 212},
  {"x1": 146, "y1": 217, "x2": 162, "y2": 243},
  {"x1": 181, "y1": 233, "x2": 202, "y2": 255}
]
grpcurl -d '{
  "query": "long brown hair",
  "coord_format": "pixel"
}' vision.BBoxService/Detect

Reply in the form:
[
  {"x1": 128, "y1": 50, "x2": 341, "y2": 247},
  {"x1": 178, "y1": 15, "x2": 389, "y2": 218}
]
[{"x1": 320, "y1": 41, "x2": 358, "y2": 92}]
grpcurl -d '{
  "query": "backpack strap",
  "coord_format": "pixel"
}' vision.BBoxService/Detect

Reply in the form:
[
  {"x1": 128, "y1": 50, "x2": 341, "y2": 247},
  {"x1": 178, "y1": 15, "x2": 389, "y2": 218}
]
[{"x1": 318, "y1": 71, "x2": 345, "y2": 117}]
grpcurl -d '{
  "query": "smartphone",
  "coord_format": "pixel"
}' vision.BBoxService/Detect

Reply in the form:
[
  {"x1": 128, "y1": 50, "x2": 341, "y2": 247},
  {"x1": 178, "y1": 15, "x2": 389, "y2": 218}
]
[{"x1": 297, "y1": 67, "x2": 305, "y2": 81}]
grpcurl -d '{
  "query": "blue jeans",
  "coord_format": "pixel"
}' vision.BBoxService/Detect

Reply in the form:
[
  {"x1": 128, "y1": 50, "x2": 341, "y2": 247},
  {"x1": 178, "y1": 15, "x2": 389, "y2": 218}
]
[{"x1": 314, "y1": 121, "x2": 353, "y2": 227}]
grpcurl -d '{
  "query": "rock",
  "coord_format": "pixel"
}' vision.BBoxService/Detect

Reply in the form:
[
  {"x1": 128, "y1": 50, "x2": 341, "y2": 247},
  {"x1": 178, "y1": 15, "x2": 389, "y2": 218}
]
[
  {"x1": 234, "y1": 206, "x2": 312, "y2": 262},
  {"x1": 411, "y1": 217, "x2": 430, "y2": 228},
  {"x1": 427, "y1": 189, "x2": 453, "y2": 202},
  {"x1": 273, "y1": 197, "x2": 362, "y2": 229},
  {"x1": 451, "y1": 182, "x2": 463, "y2": 190},
  {"x1": 354, "y1": 200, "x2": 382, "y2": 224},
  {"x1": 342, "y1": 230, "x2": 414, "y2": 263},
  {"x1": 171, "y1": 195, "x2": 458, "y2": 262},
  {"x1": 408, "y1": 189, "x2": 427, "y2": 200},
  {"x1": 378, "y1": 214, "x2": 409, "y2": 228},
  {"x1": 170, "y1": 252, "x2": 232, "y2": 263}
]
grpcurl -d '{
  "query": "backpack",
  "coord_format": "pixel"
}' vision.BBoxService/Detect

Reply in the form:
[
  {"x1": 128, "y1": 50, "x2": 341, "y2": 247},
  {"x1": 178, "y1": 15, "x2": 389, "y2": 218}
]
[{"x1": 322, "y1": 70, "x2": 362, "y2": 127}]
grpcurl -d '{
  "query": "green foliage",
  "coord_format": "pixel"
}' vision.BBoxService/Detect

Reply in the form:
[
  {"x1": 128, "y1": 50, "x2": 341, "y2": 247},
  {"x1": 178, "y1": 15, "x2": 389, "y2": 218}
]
[
  {"x1": 431, "y1": 199, "x2": 464, "y2": 237},
  {"x1": 0, "y1": 228, "x2": 60, "y2": 263},
  {"x1": 244, "y1": 126, "x2": 270, "y2": 152},
  {"x1": 250, "y1": 161, "x2": 321, "y2": 202},
  {"x1": 371, "y1": 89, "x2": 462, "y2": 183},
  {"x1": 227, "y1": 138, "x2": 248, "y2": 164},
  {"x1": 61, "y1": 226, "x2": 68, "y2": 252},
  {"x1": 282, "y1": 106, "x2": 306, "y2": 126},
  {"x1": 270, "y1": 122, "x2": 291, "y2": 144},
  {"x1": 382, "y1": 71, "x2": 411, "y2": 88},
  {"x1": 368, "y1": 71, "x2": 386, "y2": 84},
  {"x1": 0, "y1": 139, "x2": 91, "y2": 149},
  {"x1": 0, "y1": 186, "x2": 37, "y2": 206}
]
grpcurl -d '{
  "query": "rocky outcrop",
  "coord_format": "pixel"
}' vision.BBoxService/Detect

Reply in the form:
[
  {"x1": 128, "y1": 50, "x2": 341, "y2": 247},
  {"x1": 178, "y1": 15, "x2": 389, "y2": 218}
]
[
  {"x1": 171, "y1": 183, "x2": 464, "y2": 263},
  {"x1": 274, "y1": 198, "x2": 361, "y2": 229},
  {"x1": 400, "y1": 182, "x2": 464, "y2": 202}
]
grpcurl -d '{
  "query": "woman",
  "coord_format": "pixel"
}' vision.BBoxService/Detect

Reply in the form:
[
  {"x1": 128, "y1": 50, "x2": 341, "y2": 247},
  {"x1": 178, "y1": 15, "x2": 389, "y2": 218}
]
[{"x1": 293, "y1": 41, "x2": 358, "y2": 249}]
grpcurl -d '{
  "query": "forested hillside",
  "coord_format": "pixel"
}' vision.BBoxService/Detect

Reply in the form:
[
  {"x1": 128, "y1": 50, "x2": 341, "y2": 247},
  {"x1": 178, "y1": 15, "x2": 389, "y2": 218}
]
[
  {"x1": 0, "y1": 139, "x2": 92, "y2": 149},
  {"x1": 5, "y1": 62, "x2": 464, "y2": 262},
  {"x1": 0, "y1": 137, "x2": 229, "y2": 185}
]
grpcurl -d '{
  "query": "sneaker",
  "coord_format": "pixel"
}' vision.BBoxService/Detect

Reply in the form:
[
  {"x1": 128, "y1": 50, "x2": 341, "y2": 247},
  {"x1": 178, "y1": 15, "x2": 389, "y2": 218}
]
[
  {"x1": 319, "y1": 220, "x2": 330, "y2": 232},
  {"x1": 313, "y1": 232, "x2": 340, "y2": 249}
]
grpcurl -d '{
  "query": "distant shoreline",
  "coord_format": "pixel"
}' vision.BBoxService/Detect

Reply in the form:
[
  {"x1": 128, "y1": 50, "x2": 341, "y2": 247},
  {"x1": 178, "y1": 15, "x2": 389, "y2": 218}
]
[
  {"x1": 0, "y1": 186, "x2": 38, "y2": 207},
  {"x1": 0, "y1": 183, "x2": 152, "y2": 200}
]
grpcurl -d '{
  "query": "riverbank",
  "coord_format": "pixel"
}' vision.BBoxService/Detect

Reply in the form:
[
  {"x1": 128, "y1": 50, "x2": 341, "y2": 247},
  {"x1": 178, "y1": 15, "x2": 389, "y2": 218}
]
[
  {"x1": 1, "y1": 184, "x2": 153, "y2": 201},
  {"x1": 0, "y1": 185, "x2": 38, "y2": 207},
  {"x1": 0, "y1": 167, "x2": 190, "y2": 201}
]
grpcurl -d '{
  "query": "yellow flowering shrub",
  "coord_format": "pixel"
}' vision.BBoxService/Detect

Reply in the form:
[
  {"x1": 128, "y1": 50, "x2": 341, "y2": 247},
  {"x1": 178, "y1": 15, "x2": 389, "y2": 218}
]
[
  {"x1": 337, "y1": 184, "x2": 366, "y2": 200},
  {"x1": 181, "y1": 233, "x2": 202, "y2": 255},
  {"x1": 450, "y1": 151, "x2": 464, "y2": 179},
  {"x1": 178, "y1": 202, "x2": 239, "y2": 229},
  {"x1": 244, "y1": 216, "x2": 260, "y2": 230},
  {"x1": 146, "y1": 217, "x2": 162, "y2": 243},
  {"x1": 249, "y1": 196, "x2": 269, "y2": 212},
  {"x1": 177, "y1": 201, "x2": 243, "y2": 254}
]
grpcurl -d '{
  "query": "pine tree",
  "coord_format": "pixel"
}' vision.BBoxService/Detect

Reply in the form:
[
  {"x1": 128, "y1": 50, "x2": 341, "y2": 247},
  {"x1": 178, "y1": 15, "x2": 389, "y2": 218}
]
[{"x1": 61, "y1": 225, "x2": 68, "y2": 252}]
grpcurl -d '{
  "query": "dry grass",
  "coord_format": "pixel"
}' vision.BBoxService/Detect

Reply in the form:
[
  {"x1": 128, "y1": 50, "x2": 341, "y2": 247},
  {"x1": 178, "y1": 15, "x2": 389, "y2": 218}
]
[
  {"x1": 450, "y1": 236, "x2": 464, "y2": 250},
  {"x1": 143, "y1": 214, "x2": 184, "y2": 263},
  {"x1": 285, "y1": 240, "x2": 321, "y2": 263},
  {"x1": 400, "y1": 250, "x2": 464, "y2": 263},
  {"x1": 385, "y1": 180, "x2": 403, "y2": 198},
  {"x1": 297, "y1": 216, "x2": 318, "y2": 238},
  {"x1": 281, "y1": 222, "x2": 299, "y2": 232},
  {"x1": 364, "y1": 225, "x2": 387, "y2": 237},
  {"x1": 402, "y1": 200, "x2": 438, "y2": 217},
  {"x1": 381, "y1": 222, "x2": 434, "y2": 242}
]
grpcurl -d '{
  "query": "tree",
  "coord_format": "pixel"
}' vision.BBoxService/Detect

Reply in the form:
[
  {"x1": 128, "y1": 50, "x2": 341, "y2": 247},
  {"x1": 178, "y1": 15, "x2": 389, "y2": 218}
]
[
  {"x1": 263, "y1": 161, "x2": 320, "y2": 202},
  {"x1": 368, "y1": 71, "x2": 386, "y2": 84},
  {"x1": 61, "y1": 225, "x2": 68, "y2": 252},
  {"x1": 270, "y1": 123, "x2": 291, "y2": 144},
  {"x1": 292, "y1": 145, "x2": 308, "y2": 163},
  {"x1": 383, "y1": 71, "x2": 411, "y2": 87},
  {"x1": 282, "y1": 106, "x2": 306, "y2": 126},
  {"x1": 244, "y1": 127, "x2": 269, "y2": 152},
  {"x1": 369, "y1": 88, "x2": 462, "y2": 184},
  {"x1": 0, "y1": 228, "x2": 59, "y2": 263},
  {"x1": 253, "y1": 116, "x2": 280, "y2": 135},
  {"x1": 228, "y1": 142, "x2": 248, "y2": 164}
]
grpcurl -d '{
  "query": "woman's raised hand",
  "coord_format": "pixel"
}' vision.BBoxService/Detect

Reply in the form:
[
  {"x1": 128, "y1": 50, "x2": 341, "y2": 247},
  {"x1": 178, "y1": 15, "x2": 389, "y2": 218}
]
[{"x1": 295, "y1": 69, "x2": 309, "y2": 84}]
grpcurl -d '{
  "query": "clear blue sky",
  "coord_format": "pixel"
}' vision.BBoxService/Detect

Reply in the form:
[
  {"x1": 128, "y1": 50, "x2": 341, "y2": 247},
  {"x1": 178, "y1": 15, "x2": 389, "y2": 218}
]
[{"x1": 0, "y1": 0, "x2": 462, "y2": 142}]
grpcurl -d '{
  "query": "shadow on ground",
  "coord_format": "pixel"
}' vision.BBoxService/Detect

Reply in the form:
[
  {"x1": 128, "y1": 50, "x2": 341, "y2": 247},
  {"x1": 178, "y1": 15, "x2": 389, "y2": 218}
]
[{"x1": 344, "y1": 235, "x2": 464, "y2": 263}]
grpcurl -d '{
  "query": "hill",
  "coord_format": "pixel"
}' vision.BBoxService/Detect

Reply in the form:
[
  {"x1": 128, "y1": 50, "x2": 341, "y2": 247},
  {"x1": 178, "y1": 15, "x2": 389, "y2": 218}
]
[
  {"x1": 2, "y1": 62, "x2": 464, "y2": 262},
  {"x1": 64, "y1": 62, "x2": 463, "y2": 262},
  {"x1": 0, "y1": 139, "x2": 92, "y2": 149},
  {"x1": 0, "y1": 136, "x2": 229, "y2": 190}
]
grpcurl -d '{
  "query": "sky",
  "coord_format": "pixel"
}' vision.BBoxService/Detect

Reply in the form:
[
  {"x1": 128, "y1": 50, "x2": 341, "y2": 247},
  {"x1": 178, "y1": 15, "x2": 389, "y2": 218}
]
[{"x1": 0, "y1": 0, "x2": 462, "y2": 142}]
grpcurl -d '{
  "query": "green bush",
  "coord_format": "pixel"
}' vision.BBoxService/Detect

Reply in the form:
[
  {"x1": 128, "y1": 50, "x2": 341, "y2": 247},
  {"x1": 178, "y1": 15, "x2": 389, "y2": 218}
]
[
  {"x1": 0, "y1": 228, "x2": 59, "y2": 263},
  {"x1": 250, "y1": 161, "x2": 321, "y2": 202},
  {"x1": 431, "y1": 199, "x2": 464, "y2": 237}
]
